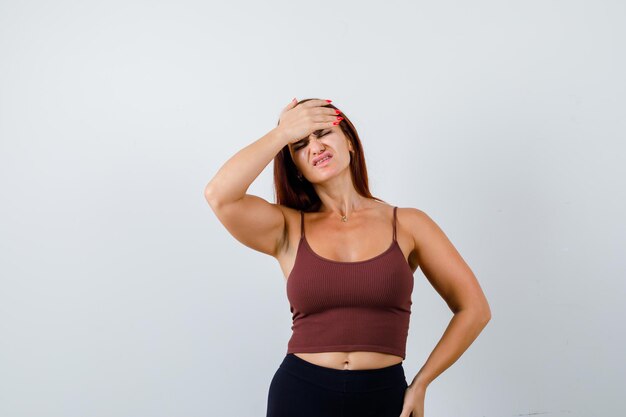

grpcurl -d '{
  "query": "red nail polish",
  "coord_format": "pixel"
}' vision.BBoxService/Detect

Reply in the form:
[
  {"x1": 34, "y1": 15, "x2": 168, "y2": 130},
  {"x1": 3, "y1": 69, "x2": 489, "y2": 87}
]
[
  {"x1": 335, "y1": 109, "x2": 341, "y2": 114},
  {"x1": 326, "y1": 99, "x2": 332, "y2": 103}
]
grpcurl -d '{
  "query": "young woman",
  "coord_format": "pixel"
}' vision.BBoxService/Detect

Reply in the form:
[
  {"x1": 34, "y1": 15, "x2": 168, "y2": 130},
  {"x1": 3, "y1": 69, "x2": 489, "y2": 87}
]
[{"x1": 204, "y1": 98, "x2": 491, "y2": 417}]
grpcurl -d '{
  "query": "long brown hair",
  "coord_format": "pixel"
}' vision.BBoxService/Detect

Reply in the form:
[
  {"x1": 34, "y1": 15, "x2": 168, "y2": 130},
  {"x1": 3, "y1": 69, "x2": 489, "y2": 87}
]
[{"x1": 273, "y1": 98, "x2": 386, "y2": 212}]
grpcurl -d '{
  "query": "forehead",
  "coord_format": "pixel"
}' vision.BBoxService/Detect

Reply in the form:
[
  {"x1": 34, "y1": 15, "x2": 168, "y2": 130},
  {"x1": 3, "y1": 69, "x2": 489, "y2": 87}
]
[{"x1": 292, "y1": 127, "x2": 335, "y2": 144}]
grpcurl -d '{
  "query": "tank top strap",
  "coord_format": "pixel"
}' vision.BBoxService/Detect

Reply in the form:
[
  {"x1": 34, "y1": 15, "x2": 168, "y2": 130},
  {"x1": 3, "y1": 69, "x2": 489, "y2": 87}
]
[
  {"x1": 392, "y1": 206, "x2": 398, "y2": 241},
  {"x1": 300, "y1": 210, "x2": 305, "y2": 239}
]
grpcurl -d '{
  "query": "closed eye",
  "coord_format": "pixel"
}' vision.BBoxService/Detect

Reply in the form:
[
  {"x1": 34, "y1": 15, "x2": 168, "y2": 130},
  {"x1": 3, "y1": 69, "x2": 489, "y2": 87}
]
[{"x1": 294, "y1": 129, "x2": 332, "y2": 150}]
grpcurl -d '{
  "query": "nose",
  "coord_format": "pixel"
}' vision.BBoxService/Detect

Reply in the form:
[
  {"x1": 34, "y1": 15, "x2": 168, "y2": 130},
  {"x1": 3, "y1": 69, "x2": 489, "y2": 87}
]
[{"x1": 309, "y1": 136, "x2": 326, "y2": 153}]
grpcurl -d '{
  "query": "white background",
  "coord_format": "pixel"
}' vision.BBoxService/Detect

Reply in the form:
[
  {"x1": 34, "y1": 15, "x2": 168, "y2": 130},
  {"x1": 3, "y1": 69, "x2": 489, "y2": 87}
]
[{"x1": 1, "y1": 1, "x2": 624, "y2": 416}]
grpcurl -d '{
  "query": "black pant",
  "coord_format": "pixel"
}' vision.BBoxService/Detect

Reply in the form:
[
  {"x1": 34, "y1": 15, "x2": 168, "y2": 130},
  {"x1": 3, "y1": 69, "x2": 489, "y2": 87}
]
[{"x1": 266, "y1": 353, "x2": 409, "y2": 417}]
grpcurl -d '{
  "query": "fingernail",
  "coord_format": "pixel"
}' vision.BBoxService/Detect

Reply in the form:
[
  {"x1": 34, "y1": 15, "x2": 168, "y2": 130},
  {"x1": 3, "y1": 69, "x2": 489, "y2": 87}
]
[{"x1": 326, "y1": 99, "x2": 332, "y2": 103}]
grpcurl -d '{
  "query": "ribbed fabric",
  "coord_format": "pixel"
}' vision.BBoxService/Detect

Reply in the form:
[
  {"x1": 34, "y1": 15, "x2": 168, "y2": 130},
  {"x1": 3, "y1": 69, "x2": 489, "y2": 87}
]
[{"x1": 286, "y1": 206, "x2": 414, "y2": 359}]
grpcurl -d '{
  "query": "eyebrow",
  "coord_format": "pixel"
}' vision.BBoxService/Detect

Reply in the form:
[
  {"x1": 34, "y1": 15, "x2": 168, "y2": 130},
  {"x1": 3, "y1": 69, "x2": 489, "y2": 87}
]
[{"x1": 294, "y1": 129, "x2": 330, "y2": 145}]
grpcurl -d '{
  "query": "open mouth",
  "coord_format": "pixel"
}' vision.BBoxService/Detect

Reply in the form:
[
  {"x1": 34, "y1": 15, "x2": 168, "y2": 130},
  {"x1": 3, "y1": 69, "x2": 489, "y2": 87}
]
[{"x1": 314, "y1": 154, "x2": 333, "y2": 167}]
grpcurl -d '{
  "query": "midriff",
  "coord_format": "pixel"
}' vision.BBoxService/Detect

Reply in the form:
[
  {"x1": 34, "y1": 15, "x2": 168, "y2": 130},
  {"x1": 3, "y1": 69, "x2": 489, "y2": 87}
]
[{"x1": 293, "y1": 351, "x2": 404, "y2": 370}]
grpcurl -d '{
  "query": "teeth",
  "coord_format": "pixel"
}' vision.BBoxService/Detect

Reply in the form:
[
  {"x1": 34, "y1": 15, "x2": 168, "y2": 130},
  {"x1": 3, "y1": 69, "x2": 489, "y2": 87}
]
[{"x1": 315, "y1": 155, "x2": 331, "y2": 166}]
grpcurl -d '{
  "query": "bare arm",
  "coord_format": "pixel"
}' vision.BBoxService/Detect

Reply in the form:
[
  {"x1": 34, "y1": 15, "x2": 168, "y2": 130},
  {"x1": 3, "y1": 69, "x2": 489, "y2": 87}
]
[
  {"x1": 203, "y1": 98, "x2": 339, "y2": 258},
  {"x1": 203, "y1": 127, "x2": 290, "y2": 257},
  {"x1": 407, "y1": 208, "x2": 491, "y2": 388},
  {"x1": 204, "y1": 127, "x2": 287, "y2": 206}
]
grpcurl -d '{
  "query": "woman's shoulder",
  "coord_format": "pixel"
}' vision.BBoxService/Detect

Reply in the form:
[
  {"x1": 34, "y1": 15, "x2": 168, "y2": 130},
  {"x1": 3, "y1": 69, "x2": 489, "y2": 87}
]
[
  {"x1": 381, "y1": 202, "x2": 426, "y2": 217},
  {"x1": 391, "y1": 206, "x2": 436, "y2": 243}
]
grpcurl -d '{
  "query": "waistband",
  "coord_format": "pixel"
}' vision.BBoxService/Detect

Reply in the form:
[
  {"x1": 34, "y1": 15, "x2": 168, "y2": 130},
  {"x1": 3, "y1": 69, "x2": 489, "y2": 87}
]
[{"x1": 278, "y1": 353, "x2": 407, "y2": 393}]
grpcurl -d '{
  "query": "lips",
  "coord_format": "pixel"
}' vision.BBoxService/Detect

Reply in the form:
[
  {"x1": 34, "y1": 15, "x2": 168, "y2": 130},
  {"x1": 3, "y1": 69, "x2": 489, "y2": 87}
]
[{"x1": 312, "y1": 151, "x2": 332, "y2": 166}]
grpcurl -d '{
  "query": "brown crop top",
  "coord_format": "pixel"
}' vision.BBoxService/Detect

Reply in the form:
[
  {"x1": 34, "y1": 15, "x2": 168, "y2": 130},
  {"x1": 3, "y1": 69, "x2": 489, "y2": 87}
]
[{"x1": 286, "y1": 206, "x2": 414, "y2": 359}]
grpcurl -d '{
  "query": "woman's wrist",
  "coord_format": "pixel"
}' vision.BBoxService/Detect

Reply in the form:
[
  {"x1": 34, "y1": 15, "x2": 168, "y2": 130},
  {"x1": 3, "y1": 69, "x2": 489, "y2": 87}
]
[
  {"x1": 269, "y1": 127, "x2": 291, "y2": 147},
  {"x1": 409, "y1": 374, "x2": 431, "y2": 391}
]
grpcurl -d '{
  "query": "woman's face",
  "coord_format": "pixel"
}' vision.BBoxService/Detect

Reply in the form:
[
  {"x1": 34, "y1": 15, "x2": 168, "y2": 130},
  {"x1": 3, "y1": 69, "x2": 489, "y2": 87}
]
[{"x1": 288, "y1": 126, "x2": 353, "y2": 182}]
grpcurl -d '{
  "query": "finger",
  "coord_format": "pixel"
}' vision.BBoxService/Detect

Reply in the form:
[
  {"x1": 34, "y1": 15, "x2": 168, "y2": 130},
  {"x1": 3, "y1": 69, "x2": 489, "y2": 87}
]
[
  {"x1": 311, "y1": 105, "x2": 341, "y2": 115},
  {"x1": 300, "y1": 98, "x2": 333, "y2": 109},
  {"x1": 310, "y1": 107, "x2": 343, "y2": 122},
  {"x1": 280, "y1": 97, "x2": 298, "y2": 114},
  {"x1": 312, "y1": 117, "x2": 342, "y2": 130}
]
